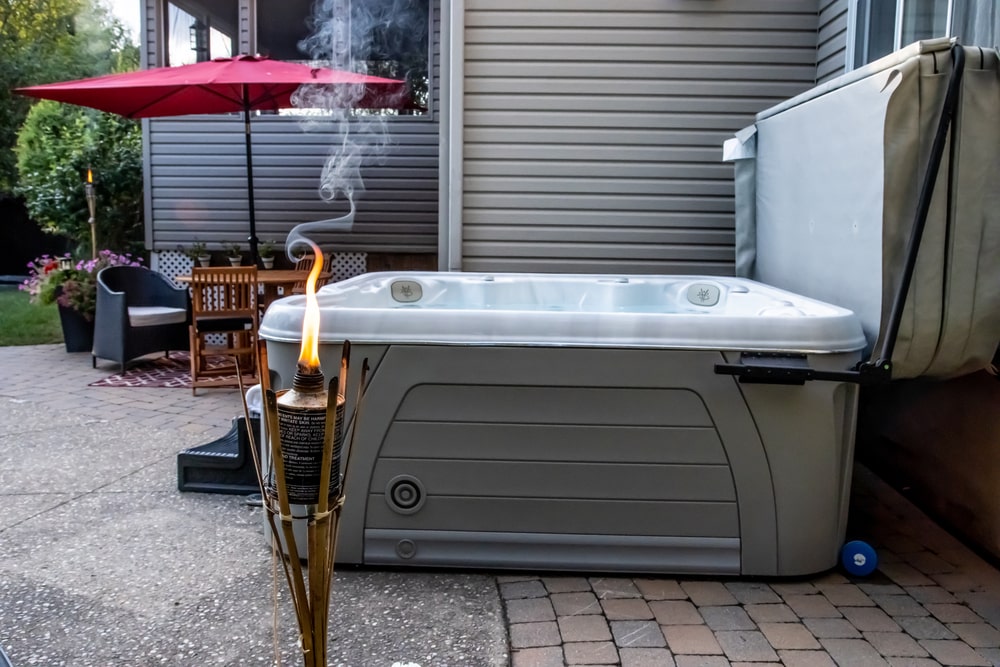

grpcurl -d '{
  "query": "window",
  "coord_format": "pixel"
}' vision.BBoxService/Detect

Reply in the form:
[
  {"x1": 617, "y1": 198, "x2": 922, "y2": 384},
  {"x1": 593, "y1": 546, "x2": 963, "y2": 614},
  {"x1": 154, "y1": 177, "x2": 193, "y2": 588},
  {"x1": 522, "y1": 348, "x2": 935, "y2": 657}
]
[
  {"x1": 256, "y1": 0, "x2": 430, "y2": 113},
  {"x1": 849, "y1": 0, "x2": 999, "y2": 70},
  {"x1": 953, "y1": 2, "x2": 1000, "y2": 47},
  {"x1": 165, "y1": 0, "x2": 236, "y2": 65},
  {"x1": 257, "y1": 0, "x2": 312, "y2": 61}
]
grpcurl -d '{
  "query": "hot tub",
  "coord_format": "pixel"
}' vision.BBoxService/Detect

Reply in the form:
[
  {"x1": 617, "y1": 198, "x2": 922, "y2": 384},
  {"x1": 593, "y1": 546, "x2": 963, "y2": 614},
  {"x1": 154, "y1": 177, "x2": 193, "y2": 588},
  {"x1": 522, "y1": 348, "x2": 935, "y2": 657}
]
[{"x1": 260, "y1": 272, "x2": 866, "y2": 576}]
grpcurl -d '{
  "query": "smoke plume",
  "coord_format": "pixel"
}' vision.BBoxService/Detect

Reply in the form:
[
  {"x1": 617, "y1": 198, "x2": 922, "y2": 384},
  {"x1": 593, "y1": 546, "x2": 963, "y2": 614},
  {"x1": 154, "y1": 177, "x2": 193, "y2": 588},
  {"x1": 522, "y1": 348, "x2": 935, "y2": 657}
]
[{"x1": 284, "y1": 0, "x2": 428, "y2": 261}]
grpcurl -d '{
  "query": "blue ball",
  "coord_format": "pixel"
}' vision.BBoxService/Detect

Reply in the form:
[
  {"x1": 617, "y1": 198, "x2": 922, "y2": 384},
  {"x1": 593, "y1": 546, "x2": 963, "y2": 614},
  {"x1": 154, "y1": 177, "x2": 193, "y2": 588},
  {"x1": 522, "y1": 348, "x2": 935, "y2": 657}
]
[{"x1": 841, "y1": 540, "x2": 878, "y2": 576}]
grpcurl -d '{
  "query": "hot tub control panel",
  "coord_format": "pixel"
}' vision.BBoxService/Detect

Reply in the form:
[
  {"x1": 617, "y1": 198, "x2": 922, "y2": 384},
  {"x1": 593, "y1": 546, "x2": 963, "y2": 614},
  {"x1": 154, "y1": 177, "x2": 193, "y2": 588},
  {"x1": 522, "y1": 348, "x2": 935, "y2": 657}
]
[
  {"x1": 685, "y1": 283, "x2": 721, "y2": 307},
  {"x1": 391, "y1": 280, "x2": 423, "y2": 303}
]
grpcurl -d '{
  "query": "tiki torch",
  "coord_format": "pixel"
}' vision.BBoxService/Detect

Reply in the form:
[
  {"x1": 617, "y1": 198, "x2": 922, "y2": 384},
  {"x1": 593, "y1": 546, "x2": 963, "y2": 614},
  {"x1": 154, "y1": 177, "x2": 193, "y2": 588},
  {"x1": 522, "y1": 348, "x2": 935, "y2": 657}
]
[
  {"x1": 271, "y1": 244, "x2": 344, "y2": 507},
  {"x1": 239, "y1": 240, "x2": 366, "y2": 667},
  {"x1": 85, "y1": 168, "x2": 97, "y2": 260}
]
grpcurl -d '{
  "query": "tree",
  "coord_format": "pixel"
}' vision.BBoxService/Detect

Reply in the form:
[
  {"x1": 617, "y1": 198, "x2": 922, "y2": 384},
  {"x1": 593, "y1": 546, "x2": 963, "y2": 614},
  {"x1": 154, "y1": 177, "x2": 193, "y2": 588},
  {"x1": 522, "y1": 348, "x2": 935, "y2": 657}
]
[
  {"x1": 15, "y1": 99, "x2": 143, "y2": 255},
  {"x1": 0, "y1": 0, "x2": 134, "y2": 193}
]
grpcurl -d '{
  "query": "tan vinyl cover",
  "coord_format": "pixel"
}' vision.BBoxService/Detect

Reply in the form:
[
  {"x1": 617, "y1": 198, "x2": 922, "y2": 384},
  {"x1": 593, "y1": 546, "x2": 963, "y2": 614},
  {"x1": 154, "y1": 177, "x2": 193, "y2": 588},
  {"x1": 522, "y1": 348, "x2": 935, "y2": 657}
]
[{"x1": 733, "y1": 40, "x2": 1000, "y2": 379}]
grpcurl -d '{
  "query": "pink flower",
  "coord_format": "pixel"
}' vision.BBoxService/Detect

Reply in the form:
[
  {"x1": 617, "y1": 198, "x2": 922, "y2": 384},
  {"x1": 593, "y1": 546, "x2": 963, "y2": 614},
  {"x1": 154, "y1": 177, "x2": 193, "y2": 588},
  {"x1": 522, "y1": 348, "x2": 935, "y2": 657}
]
[{"x1": 22, "y1": 250, "x2": 144, "y2": 319}]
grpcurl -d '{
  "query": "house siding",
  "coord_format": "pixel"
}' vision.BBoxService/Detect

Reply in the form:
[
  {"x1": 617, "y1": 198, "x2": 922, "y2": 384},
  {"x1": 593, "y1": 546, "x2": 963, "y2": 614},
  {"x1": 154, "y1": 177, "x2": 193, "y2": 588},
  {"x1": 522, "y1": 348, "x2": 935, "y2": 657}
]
[
  {"x1": 144, "y1": 0, "x2": 440, "y2": 254},
  {"x1": 141, "y1": 0, "x2": 154, "y2": 69},
  {"x1": 458, "y1": 0, "x2": 822, "y2": 274},
  {"x1": 817, "y1": 0, "x2": 849, "y2": 83}
]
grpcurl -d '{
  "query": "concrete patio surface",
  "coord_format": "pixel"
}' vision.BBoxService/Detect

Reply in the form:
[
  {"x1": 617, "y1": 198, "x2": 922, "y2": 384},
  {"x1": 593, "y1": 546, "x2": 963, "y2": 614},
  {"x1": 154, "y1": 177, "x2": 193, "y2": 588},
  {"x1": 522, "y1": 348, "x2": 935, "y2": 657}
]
[{"x1": 1, "y1": 343, "x2": 999, "y2": 666}]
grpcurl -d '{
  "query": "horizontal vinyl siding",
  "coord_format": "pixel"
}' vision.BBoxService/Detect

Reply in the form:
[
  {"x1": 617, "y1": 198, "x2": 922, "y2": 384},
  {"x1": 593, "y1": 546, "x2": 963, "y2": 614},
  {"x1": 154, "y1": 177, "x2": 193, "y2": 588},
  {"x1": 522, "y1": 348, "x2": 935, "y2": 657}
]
[
  {"x1": 148, "y1": 115, "x2": 437, "y2": 252},
  {"x1": 142, "y1": 0, "x2": 155, "y2": 68},
  {"x1": 461, "y1": 0, "x2": 821, "y2": 274},
  {"x1": 146, "y1": 0, "x2": 440, "y2": 254},
  {"x1": 816, "y1": 0, "x2": 849, "y2": 83}
]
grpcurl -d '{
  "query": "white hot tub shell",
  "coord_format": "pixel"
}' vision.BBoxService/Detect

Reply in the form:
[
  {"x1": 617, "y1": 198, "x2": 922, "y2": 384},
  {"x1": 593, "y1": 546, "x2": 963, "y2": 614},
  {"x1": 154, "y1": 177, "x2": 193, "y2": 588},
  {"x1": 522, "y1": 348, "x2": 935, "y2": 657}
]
[{"x1": 260, "y1": 272, "x2": 866, "y2": 576}]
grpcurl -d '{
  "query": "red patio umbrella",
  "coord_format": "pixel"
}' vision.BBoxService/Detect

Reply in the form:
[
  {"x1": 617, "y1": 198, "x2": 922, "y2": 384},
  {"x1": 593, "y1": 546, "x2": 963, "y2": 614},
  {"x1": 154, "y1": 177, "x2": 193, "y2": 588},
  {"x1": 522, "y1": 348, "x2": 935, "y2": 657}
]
[{"x1": 15, "y1": 55, "x2": 408, "y2": 263}]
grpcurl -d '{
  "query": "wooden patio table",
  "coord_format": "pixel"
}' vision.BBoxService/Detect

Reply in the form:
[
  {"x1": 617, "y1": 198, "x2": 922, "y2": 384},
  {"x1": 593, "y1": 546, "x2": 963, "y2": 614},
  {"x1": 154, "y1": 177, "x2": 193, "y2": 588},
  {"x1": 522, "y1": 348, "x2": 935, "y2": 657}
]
[{"x1": 175, "y1": 269, "x2": 330, "y2": 311}]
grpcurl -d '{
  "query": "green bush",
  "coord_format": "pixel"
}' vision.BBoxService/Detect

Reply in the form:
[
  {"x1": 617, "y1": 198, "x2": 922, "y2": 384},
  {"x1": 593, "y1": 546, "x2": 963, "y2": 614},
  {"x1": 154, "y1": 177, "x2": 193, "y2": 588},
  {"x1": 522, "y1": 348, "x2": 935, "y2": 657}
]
[
  {"x1": 14, "y1": 100, "x2": 143, "y2": 256},
  {"x1": 0, "y1": 0, "x2": 137, "y2": 193}
]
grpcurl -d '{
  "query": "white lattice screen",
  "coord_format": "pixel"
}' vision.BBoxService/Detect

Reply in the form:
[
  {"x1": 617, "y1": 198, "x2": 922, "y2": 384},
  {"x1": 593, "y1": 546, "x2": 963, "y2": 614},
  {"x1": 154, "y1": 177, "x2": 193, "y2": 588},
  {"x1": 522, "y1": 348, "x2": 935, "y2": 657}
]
[
  {"x1": 152, "y1": 251, "x2": 194, "y2": 289},
  {"x1": 152, "y1": 251, "x2": 368, "y2": 285},
  {"x1": 330, "y1": 252, "x2": 367, "y2": 282}
]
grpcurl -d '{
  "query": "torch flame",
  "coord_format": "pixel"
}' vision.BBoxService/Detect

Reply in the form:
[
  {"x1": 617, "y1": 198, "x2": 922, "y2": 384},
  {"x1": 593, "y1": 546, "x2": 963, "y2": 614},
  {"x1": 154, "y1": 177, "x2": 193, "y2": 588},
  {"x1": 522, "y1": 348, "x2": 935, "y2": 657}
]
[
  {"x1": 87, "y1": 169, "x2": 93, "y2": 184},
  {"x1": 297, "y1": 240, "x2": 325, "y2": 372}
]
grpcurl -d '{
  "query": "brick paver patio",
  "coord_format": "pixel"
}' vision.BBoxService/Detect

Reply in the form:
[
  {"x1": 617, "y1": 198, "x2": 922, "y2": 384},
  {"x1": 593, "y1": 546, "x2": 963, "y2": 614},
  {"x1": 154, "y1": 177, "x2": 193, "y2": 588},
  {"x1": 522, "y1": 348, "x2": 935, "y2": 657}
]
[{"x1": 501, "y1": 464, "x2": 1000, "y2": 666}]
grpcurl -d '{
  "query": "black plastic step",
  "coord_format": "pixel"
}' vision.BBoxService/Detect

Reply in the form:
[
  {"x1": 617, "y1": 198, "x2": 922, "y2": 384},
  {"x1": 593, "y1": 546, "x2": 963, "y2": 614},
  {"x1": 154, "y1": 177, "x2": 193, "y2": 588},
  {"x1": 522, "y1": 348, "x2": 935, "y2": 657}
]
[{"x1": 177, "y1": 416, "x2": 260, "y2": 495}]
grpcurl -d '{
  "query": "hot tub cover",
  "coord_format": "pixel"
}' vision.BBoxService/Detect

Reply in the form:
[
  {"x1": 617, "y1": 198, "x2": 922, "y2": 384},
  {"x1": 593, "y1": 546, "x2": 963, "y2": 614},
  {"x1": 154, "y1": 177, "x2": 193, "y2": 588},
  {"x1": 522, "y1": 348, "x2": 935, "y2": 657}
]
[{"x1": 728, "y1": 39, "x2": 1000, "y2": 378}]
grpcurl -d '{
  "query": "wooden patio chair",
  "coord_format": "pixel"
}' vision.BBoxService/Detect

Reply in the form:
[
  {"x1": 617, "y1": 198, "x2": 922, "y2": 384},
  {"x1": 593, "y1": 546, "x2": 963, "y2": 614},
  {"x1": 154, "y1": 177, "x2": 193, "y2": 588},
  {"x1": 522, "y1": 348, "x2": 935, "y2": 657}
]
[
  {"x1": 188, "y1": 266, "x2": 259, "y2": 395},
  {"x1": 291, "y1": 254, "x2": 334, "y2": 295}
]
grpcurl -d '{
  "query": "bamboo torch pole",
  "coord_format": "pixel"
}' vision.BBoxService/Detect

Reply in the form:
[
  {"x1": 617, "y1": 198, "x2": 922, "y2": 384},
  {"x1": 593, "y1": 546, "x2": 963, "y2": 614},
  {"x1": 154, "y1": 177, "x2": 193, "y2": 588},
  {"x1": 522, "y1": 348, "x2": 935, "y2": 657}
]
[
  {"x1": 244, "y1": 342, "x2": 318, "y2": 661},
  {"x1": 252, "y1": 342, "x2": 306, "y2": 621},
  {"x1": 315, "y1": 342, "x2": 352, "y2": 657},
  {"x1": 308, "y1": 369, "x2": 340, "y2": 667},
  {"x1": 321, "y1": 356, "x2": 369, "y2": 610},
  {"x1": 264, "y1": 388, "x2": 316, "y2": 664}
]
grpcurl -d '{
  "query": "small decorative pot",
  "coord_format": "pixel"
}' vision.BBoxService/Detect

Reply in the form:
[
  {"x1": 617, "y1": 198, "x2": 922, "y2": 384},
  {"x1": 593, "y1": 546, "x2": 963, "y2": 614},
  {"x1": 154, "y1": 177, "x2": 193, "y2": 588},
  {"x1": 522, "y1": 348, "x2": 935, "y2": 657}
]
[
  {"x1": 261, "y1": 257, "x2": 274, "y2": 270},
  {"x1": 228, "y1": 256, "x2": 242, "y2": 267},
  {"x1": 197, "y1": 255, "x2": 211, "y2": 267}
]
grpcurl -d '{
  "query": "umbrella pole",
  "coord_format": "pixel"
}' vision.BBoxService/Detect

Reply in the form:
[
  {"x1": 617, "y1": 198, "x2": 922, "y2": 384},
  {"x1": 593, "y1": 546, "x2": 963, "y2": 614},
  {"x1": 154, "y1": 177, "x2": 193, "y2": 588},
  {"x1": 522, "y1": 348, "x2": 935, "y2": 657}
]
[{"x1": 243, "y1": 87, "x2": 260, "y2": 265}]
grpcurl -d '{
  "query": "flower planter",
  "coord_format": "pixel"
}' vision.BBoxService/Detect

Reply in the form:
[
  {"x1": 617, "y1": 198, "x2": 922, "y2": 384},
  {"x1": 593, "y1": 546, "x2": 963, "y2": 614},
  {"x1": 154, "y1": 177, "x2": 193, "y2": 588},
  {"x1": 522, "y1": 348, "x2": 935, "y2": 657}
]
[
  {"x1": 197, "y1": 255, "x2": 211, "y2": 267},
  {"x1": 24, "y1": 252, "x2": 142, "y2": 355},
  {"x1": 261, "y1": 257, "x2": 274, "y2": 270},
  {"x1": 228, "y1": 257, "x2": 242, "y2": 267},
  {"x1": 57, "y1": 302, "x2": 95, "y2": 353}
]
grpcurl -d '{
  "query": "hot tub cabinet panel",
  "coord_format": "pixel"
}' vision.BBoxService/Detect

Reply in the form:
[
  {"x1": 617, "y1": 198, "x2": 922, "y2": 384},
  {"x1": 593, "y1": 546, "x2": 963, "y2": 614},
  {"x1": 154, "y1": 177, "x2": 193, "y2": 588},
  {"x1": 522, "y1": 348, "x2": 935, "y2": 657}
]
[{"x1": 261, "y1": 272, "x2": 864, "y2": 576}]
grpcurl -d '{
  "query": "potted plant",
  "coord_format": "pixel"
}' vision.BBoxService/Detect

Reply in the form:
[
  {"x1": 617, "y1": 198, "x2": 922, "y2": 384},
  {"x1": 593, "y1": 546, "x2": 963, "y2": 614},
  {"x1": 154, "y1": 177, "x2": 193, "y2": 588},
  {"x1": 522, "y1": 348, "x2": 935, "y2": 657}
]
[
  {"x1": 21, "y1": 250, "x2": 143, "y2": 352},
  {"x1": 183, "y1": 241, "x2": 211, "y2": 267},
  {"x1": 259, "y1": 240, "x2": 276, "y2": 269},
  {"x1": 225, "y1": 243, "x2": 243, "y2": 267}
]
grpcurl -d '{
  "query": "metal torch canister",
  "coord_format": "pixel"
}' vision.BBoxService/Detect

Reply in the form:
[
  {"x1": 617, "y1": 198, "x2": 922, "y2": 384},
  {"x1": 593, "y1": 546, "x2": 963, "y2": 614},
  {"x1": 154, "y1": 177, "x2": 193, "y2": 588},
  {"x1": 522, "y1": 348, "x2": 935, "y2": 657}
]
[{"x1": 272, "y1": 369, "x2": 346, "y2": 504}]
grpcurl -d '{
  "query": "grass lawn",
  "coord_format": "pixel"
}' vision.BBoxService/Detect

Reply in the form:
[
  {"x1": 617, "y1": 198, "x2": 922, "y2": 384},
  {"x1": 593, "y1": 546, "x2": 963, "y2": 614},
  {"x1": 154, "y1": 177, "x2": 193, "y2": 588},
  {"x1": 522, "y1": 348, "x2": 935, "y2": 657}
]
[{"x1": 0, "y1": 286, "x2": 63, "y2": 346}]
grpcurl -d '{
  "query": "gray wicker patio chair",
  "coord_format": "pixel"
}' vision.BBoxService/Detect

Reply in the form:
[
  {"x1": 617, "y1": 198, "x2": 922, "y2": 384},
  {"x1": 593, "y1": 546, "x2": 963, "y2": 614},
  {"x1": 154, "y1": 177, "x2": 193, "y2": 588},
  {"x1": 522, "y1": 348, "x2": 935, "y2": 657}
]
[{"x1": 93, "y1": 265, "x2": 190, "y2": 371}]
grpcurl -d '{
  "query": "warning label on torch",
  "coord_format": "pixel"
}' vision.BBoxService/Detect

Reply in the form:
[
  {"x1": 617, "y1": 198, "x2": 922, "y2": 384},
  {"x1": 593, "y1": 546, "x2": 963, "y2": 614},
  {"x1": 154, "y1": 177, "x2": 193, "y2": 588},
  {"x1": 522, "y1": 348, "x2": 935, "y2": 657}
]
[{"x1": 276, "y1": 404, "x2": 340, "y2": 504}]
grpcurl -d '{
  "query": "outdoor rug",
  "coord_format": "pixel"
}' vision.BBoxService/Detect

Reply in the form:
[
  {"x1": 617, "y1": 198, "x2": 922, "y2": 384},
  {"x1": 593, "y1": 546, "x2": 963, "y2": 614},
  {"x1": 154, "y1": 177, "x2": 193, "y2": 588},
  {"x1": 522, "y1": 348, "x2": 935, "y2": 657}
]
[{"x1": 89, "y1": 352, "x2": 237, "y2": 388}]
